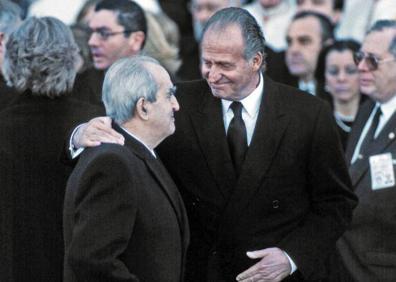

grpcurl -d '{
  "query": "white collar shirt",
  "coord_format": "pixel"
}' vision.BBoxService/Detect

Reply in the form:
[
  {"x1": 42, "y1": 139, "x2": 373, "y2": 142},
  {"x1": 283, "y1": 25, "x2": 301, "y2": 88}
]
[
  {"x1": 119, "y1": 125, "x2": 157, "y2": 158},
  {"x1": 351, "y1": 94, "x2": 396, "y2": 164},
  {"x1": 222, "y1": 73, "x2": 264, "y2": 146},
  {"x1": 298, "y1": 79, "x2": 316, "y2": 96}
]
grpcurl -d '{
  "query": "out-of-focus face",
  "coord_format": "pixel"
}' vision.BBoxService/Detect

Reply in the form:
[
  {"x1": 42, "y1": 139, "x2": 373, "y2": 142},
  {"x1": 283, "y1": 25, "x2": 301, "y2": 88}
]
[
  {"x1": 297, "y1": 0, "x2": 335, "y2": 20},
  {"x1": 201, "y1": 24, "x2": 262, "y2": 101},
  {"x1": 286, "y1": 16, "x2": 323, "y2": 81},
  {"x1": 146, "y1": 63, "x2": 180, "y2": 140},
  {"x1": 357, "y1": 29, "x2": 396, "y2": 103},
  {"x1": 191, "y1": 0, "x2": 232, "y2": 40},
  {"x1": 325, "y1": 49, "x2": 359, "y2": 103},
  {"x1": 259, "y1": 0, "x2": 282, "y2": 8},
  {"x1": 191, "y1": 0, "x2": 229, "y2": 26},
  {"x1": 88, "y1": 9, "x2": 139, "y2": 70}
]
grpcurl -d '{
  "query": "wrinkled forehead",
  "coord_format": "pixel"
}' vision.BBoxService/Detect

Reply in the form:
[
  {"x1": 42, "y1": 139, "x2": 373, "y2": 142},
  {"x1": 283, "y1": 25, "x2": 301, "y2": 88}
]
[{"x1": 362, "y1": 29, "x2": 396, "y2": 55}]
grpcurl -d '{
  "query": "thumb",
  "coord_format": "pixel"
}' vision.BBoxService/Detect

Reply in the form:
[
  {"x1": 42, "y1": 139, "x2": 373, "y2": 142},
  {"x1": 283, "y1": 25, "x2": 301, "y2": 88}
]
[{"x1": 246, "y1": 249, "x2": 269, "y2": 259}]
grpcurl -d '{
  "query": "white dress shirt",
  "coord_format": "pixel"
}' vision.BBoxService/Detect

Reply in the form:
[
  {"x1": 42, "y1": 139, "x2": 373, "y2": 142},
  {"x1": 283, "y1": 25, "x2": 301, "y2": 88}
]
[
  {"x1": 351, "y1": 94, "x2": 396, "y2": 164},
  {"x1": 222, "y1": 73, "x2": 297, "y2": 274},
  {"x1": 222, "y1": 74, "x2": 264, "y2": 145},
  {"x1": 119, "y1": 126, "x2": 156, "y2": 158},
  {"x1": 298, "y1": 79, "x2": 316, "y2": 96}
]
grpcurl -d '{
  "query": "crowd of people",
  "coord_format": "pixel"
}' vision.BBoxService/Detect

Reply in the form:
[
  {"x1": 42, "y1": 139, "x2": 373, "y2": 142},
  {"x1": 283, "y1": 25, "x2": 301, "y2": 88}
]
[{"x1": 1, "y1": 0, "x2": 396, "y2": 281}]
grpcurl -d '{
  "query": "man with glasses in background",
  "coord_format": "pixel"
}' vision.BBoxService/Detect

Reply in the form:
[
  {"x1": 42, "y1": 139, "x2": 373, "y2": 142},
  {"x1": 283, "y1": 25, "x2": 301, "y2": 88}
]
[
  {"x1": 73, "y1": 0, "x2": 146, "y2": 106},
  {"x1": 336, "y1": 20, "x2": 396, "y2": 282}
]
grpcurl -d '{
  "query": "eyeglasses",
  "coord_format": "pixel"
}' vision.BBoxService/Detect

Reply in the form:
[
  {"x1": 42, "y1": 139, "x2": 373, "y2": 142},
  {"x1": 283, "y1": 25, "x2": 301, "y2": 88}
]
[
  {"x1": 88, "y1": 27, "x2": 133, "y2": 41},
  {"x1": 353, "y1": 51, "x2": 396, "y2": 71}
]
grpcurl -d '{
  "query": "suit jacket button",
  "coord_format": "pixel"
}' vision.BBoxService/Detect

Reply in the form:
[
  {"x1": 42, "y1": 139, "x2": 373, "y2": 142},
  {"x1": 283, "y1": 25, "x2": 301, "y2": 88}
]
[{"x1": 272, "y1": 200, "x2": 280, "y2": 209}]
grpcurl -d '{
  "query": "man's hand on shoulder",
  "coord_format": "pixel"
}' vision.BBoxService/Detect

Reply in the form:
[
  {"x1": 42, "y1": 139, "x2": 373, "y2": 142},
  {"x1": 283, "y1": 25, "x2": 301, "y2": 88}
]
[
  {"x1": 236, "y1": 247, "x2": 291, "y2": 282},
  {"x1": 73, "y1": 116, "x2": 125, "y2": 149}
]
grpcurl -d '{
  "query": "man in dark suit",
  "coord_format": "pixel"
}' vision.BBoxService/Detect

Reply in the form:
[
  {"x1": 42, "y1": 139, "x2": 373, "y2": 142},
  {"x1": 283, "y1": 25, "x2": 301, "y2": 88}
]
[
  {"x1": 285, "y1": 11, "x2": 334, "y2": 102},
  {"x1": 63, "y1": 56, "x2": 189, "y2": 282},
  {"x1": 71, "y1": 8, "x2": 357, "y2": 281},
  {"x1": 72, "y1": 0, "x2": 147, "y2": 106},
  {"x1": 337, "y1": 20, "x2": 396, "y2": 282},
  {"x1": 0, "y1": 16, "x2": 105, "y2": 282}
]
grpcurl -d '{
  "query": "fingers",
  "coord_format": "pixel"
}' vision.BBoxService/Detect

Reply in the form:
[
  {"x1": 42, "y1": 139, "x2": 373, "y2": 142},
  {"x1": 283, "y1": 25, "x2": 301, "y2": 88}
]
[
  {"x1": 236, "y1": 248, "x2": 290, "y2": 282},
  {"x1": 74, "y1": 117, "x2": 124, "y2": 148},
  {"x1": 246, "y1": 249, "x2": 270, "y2": 259},
  {"x1": 236, "y1": 264, "x2": 259, "y2": 281}
]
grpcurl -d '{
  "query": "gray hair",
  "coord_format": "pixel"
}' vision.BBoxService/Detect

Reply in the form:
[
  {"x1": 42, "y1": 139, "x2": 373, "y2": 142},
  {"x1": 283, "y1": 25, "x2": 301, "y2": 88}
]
[
  {"x1": 0, "y1": 0, "x2": 22, "y2": 36},
  {"x1": 102, "y1": 55, "x2": 160, "y2": 124},
  {"x1": 367, "y1": 20, "x2": 396, "y2": 58},
  {"x1": 201, "y1": 7, "x2": 266, "y2": 68},
  {"x1": 2, "y1": 17, "x2": 80, "y2": 97}
]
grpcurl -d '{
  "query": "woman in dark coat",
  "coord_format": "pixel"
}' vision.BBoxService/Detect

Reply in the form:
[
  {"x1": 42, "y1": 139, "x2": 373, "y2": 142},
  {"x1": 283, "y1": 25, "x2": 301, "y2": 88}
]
[
  {"x1": 316, "y1": 40, "x2": 366, "y2": 150},
  {"x1": 0, "y1": 17, "x2": 103, "y2": 282}
]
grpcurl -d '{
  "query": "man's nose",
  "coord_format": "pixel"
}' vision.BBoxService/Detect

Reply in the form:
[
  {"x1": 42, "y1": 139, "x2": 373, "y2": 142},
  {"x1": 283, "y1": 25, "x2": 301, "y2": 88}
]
[
  {"x1": 172, "y1": 96, "x2": 180, "y2": 111},
  {"x1": 88, "y1": 32, "x2": 99, "y2": 47},
  {"x1": 206, "y1": 66, "x2": 221, "y2": 82}
]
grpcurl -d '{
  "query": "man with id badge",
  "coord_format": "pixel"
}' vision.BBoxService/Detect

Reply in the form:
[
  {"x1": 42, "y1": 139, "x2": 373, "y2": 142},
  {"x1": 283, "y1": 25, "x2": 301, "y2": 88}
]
[{"x1": 337, "y1": 20, "x2": 396, "y2": 282}]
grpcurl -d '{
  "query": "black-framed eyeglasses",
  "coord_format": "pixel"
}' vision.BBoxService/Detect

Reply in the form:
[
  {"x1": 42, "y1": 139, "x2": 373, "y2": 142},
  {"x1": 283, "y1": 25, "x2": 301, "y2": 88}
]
[
  {"x1": 353, "y1": 51, "x2": 395, "y2": 71},
  {"x1": 88, "y1": 27, "x2": 134, "y2": 41}
]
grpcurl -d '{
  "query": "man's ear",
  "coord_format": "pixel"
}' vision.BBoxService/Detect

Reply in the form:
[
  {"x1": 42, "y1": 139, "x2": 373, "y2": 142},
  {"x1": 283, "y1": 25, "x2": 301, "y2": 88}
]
[
  {"x1": 0, "y1": 32, "x2": 5, "y2": 52},
  {"x1": 251, "y1": 51, "x2": 264, "y2": 72},
  {"x1": 135, "y1": 97, "x2": 149, "y2": 120},
  {"x1": 128, "y1": 31, "x2": 146, "y2": 54}
]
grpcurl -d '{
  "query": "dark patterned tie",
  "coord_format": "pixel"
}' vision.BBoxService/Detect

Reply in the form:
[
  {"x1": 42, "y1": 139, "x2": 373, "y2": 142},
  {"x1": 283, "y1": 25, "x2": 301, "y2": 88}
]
[
  {"x1": 360, "y1": 107, "x2": 382, "y2": 157},
  {"x1": 349, "y1": 107, "x2": 382, "y2": 184},
  {"x1": 227, "y1": 101, "x2": 247, "y2": 176}
]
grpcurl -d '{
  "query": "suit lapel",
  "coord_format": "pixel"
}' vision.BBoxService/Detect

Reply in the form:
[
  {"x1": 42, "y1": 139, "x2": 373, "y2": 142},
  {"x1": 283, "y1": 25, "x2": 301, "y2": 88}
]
[
  {"x1": 189, "y1": 89, "x2": 237, "y2": 198},
  {"x1": 112, "y1": 123, "x2": 187, "y2": 233},
  {"x1": 345, "y1": 100, "x2": 375, "y2": 163},
  {"x1": 348, "y1": 101, "x2": 396, "y2": 186},
  {"x1": 224, "y1": 77, "x2": 290, "y2": 216}
]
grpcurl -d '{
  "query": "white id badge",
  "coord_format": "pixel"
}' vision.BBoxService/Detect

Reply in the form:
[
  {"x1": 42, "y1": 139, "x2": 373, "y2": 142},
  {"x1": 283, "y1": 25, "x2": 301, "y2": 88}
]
[{"x1": 369, "y1": 153, "x2": 395, "y2": 190}]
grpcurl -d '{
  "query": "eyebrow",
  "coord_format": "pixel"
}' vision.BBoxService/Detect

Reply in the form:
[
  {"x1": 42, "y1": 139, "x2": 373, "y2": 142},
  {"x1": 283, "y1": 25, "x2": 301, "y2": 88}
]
[{"x1": 168, "y1": 85, "x2": 177, "y2": 96}]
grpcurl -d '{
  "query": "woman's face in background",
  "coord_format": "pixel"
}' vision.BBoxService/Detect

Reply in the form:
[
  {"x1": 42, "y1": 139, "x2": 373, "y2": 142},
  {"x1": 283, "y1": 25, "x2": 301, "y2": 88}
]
[{"x1": 325, "y1": 49, "x2": 360, "y2": 103}]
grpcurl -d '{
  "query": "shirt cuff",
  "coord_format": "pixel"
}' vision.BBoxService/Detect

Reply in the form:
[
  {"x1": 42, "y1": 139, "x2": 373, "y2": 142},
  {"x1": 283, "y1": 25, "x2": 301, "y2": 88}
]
[
  {"x1": 283, "y1": 251, "x2": 297, "y2": 274},
  {"x1": 69, "y1": 124, "x2": 85, "y2": 159}
]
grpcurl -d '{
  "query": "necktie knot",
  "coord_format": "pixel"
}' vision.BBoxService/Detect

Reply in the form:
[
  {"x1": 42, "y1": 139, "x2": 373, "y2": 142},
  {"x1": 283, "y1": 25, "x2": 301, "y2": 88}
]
[{"x1": 230, "y1": 101, "x2": 243, "y2": 118}]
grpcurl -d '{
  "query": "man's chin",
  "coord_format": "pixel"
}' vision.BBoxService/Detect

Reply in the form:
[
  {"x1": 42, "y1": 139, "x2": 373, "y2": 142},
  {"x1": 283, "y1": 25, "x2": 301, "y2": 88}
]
[{"x1": 93, "y1": 60, "x2": 110, "y2": 71}]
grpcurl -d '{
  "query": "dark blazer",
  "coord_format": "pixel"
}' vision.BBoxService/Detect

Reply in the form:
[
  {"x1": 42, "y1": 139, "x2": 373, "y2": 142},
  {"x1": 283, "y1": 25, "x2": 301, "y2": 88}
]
[
  {"x1": 0, "y1": 90, "x2": 103, "y2": 282},
  {"x1": 158, "y1": 76, "x2": 357, "y2": 281},
  {"x1": 63, "y1": 124, "x2": 189, "y2": 282},
  {"x1": 72, "y1": 68, "x2": 105, "y2": 107},
  {"x1": 338, "y1": 99, "x2": 396, "y2": 281},
  {"x1": 0, "y1": 75, "x2": 18, "y2": 110}
]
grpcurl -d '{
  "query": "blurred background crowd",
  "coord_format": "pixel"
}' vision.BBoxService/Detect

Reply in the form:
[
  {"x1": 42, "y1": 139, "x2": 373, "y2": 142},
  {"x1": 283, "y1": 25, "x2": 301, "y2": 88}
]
[
  {"x1": 2, "y1": 0, "x2": 396, "y2": 139},
  {"x1": 2, "y1": 0, "x2": 396, "y2": 281}
]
